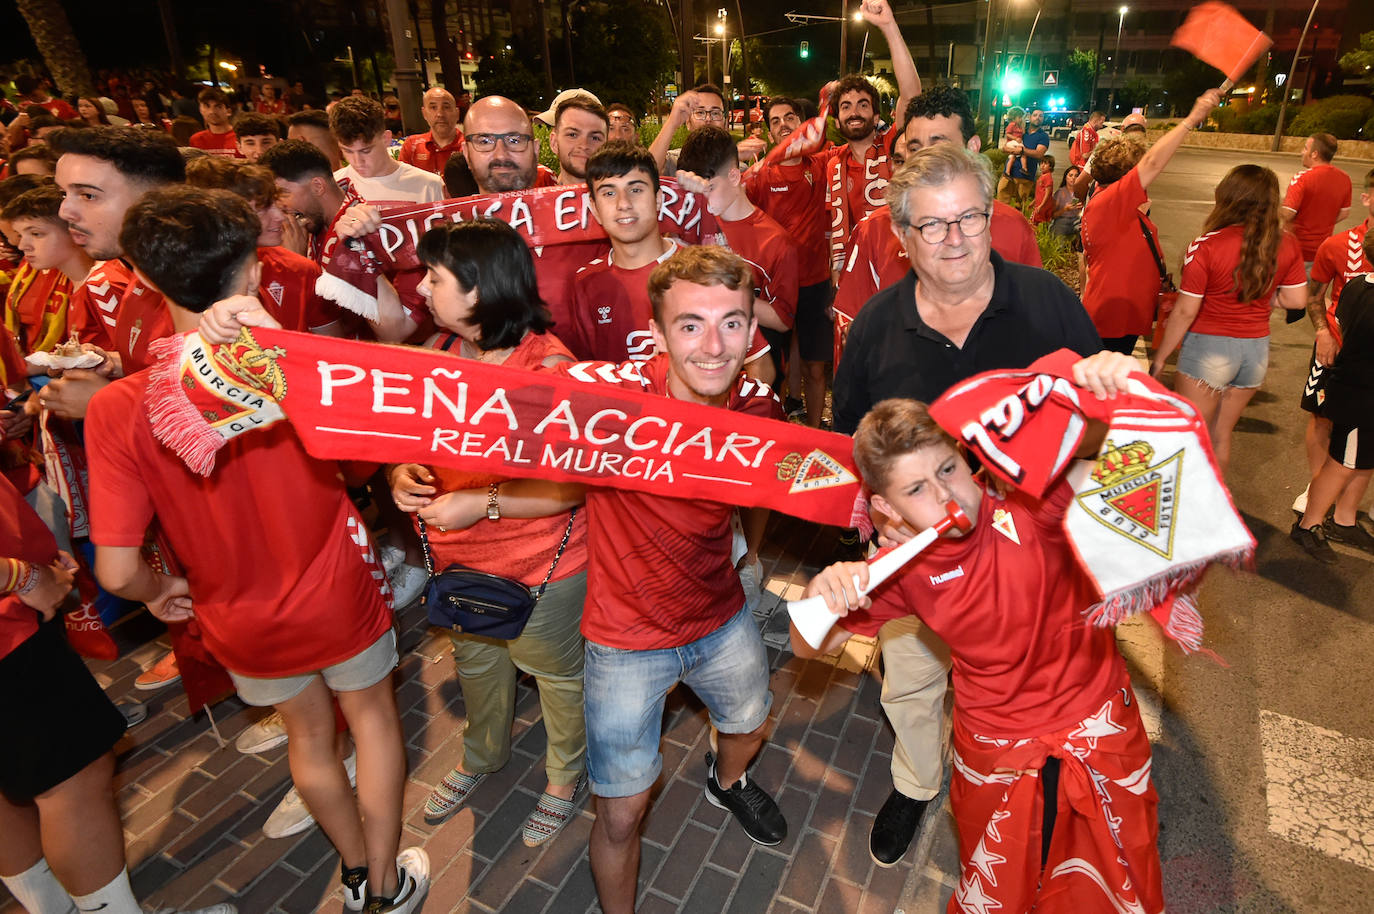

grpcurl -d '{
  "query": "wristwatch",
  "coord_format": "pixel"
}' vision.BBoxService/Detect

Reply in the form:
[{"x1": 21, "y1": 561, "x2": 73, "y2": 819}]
[{"x1": 486, "y1": 483, "x2": 502, "y2": 522}]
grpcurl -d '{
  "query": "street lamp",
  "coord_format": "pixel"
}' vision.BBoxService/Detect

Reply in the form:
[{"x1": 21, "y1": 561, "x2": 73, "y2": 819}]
[
  {"x1": 1108, "y1": 5, "x2": 1127, "y2": 115},
  {"x1": 715, "y1": 10, "x2": 729, "y2": 94}
]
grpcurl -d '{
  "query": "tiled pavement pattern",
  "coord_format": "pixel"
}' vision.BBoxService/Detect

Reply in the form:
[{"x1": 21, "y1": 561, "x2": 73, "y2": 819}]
[{"x1": 1, "y1": 516, "x2": 968, "y2": 914}]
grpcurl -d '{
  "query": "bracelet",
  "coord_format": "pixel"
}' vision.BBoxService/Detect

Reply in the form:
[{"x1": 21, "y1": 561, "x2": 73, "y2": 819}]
[{"x1": 15, "y1": 562, "x2": 40, "y2": 596}]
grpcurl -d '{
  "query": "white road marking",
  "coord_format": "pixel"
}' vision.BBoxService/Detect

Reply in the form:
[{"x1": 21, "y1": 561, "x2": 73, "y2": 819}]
[{"x1": 1259, "y1": 709, "x2": 1374, "y2": 871}]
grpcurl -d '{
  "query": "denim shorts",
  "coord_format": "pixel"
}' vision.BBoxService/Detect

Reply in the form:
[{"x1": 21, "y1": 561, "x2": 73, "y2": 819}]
[
  {"x1": 583, "y1": 604, "x2": 772, "y2": 798},
  {"x1": 1176, "y1": 332, "x2": 1269, "y2": 390},
  {"x1": 229, "y1": 629, "x2": 398, "y2": 707}
]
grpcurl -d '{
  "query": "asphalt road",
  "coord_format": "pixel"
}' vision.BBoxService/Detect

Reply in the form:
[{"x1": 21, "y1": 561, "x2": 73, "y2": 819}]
[{"x1": 1046, "y1": 140, "x2": 1374, "y2": 913}]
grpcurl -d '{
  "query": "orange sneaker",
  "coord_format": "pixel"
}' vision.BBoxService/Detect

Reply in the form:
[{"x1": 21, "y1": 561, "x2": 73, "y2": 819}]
[{"x1": 135, "y1": 651, "x2": 181, "y2": 690}]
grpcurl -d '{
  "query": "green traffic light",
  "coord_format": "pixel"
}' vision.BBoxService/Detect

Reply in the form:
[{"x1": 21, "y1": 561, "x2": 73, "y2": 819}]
[
  {"x1": 1000, "y1": 71, "x2": 1023, "y2": 95},
  {"x1": 800, "y1": 40, "x2": 809, "y2": 58}
]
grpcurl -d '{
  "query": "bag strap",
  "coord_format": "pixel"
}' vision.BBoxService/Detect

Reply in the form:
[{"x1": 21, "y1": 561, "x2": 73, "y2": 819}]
[
  {"x1": 416, "y1": 506, "x2": 578, "y2": 601},
  {"x1": 1137, "y1": 215, "x2": 1172, "y2": 286}
]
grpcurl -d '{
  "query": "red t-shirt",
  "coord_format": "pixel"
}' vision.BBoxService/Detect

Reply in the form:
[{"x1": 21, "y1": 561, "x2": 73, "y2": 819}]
[
  {"x1": 719, "y1": 207, "x2": 800, "y2": 329},
  {"x1": 256, "y1": 245, "x2": 339, "y2": 332},
  {"x1": 68, "y1": 259, "x2": 132, "y2": 351},
  {"x1": 398, "y1": 131, "x2": 463, "y2": 177},
  {"x1": 531, "y1": 239, "x2": 610, "y2": 336},
  {"x1": 1311, "y1": 217, "x2": 1373, "y2": 347},
  {"x1": 1081, "y1": 168, "x2": 1161, "y2": 338},
  {"x1": 35, "y1": 98, "x2": 77, "y2": 120},
  {"x1": 255, "y1": 99, "x2": 287, "y2": 116},
  {"x1": 1180, "y1": 225, "x2": 1306, "y2": 338},
  {"x1": 535, "y1": 165, "x2": 559, "y2": 188},
  {"x1": 744, "y1": 155, "x2": 831, "y2": 286},
  {"x1": 85, "y1": 369, "x2": 393, "y2": 678},
  {"x1": 841, "y1": 480, "x2": 1126, "y2": 738},
  {"x1": 1070, "y1": 123, "x2": 1098, "y2": 168},
  {"x1": 1284, "y1": 164, "x2": 1353, "y2": 260},
  {"x1": 0, "y1": 471, "x2": 54, "y2": 661},
  {"x1": 568, "y1": 355, "x2": 782, "y2": 649},
  {"x1": 564, "y1": 243, "x2": 770, "y2": 365},
  {"x1": 832, "y1": 202, "x2": 1042, "y2": 323},
  {"x1": 189, "y1": 129, "x2": 242, "y2": 157},
  {"x1": 1032, "y1": 171, "x2": 1055, "y2": 224},
  {"x1": 113, "y1": 280, "x2": 173, "y2": 374}
]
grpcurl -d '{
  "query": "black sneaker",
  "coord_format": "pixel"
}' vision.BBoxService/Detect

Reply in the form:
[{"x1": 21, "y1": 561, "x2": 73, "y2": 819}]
[
  {"x1": 1291, "y1": 522, "x2": 1338, "y2": 564},
  {"x1": 784, "y1": 396, "x2": 806, "y2": 420},
  {"x1": 870, "y1": 788, "x2": 930, "y2": 867},
  {"x1": 1325, "y1": 519, "x2": 1374, "y2": 554},
  {"x1": 704, "y1": 752, "x2": 787, "y2": 846}
]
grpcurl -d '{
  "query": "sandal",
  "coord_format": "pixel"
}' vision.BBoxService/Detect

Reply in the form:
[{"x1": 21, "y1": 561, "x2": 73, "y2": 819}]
[
  {"x1": 423, "y1": 767, "x2": 486, "y2": 824},
  {"x1": 521, "y1": 774, "x2": 586, "y2": 847}
]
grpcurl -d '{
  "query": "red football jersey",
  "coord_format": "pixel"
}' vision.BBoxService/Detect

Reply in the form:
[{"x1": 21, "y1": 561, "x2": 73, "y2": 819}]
[
  {"x1": 531, "y1": 239, "x2": 610, "y2": 336},
  {"x1": 189, "y1": 129, "x2": 242, "y2": 157},
  {"x1": 68, "y1": 260, "x2": 132, "y2": 351},
  {"x1": 85, "y1": 371, "x2": 393, "y2": 678},
  {"x1": 1311, "y1": 217, "x2": 1373, "y2": 347},
  {"x1": 719, "y1": 207, "x2": 800, "y2": 329},
  {"x1": 744, "y1": 155, "x2": 831, "y2": 286},
  {"x1": 842, "y1": 480, "x2": 1126, "y2": 738},
  {"x1": 256, "y1": 245, "x2": 339, "y2": 332},
  {"x1": 398, "y1": 131, "x2": 463, "y2": 177},
  {"x1": 565, "y1": 242, "x2": 770, "y2": 365},
  {"x1": 1081, "y1": 169, "x2": 1163, "y2": 338},
  {"x1": 825, "y1": 129, "x2": 899, "y2": 274},
  {"x1": 1284, "y1": 164, "x2": 1353, "y2": 260},
  {"x1": 113, "y1": 280, "x2": 174, "y2": 375},
  {"x1": 1180, "y1": 225, "x2": 1306, "y2": 338},
  {"x1": 564, "y1": 355, "x2": 782, "y2": 649}
]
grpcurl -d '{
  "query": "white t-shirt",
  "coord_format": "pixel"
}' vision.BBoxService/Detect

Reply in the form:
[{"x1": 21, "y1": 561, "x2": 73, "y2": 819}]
[{"x1": 334, "y1": 161, "x2": 446, "y2": 203}]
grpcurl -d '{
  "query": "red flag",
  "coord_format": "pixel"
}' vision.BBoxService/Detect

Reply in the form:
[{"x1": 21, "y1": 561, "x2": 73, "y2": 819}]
[{"x1": 1170, "y1": 2, "x2": 1272, "y2": 86}]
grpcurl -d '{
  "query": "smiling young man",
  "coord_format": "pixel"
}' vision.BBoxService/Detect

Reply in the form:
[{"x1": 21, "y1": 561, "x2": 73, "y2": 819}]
[
  {"x1": 564, "y1": 143, "x2": 772, "y2": 381},
  {"x1": 548, "y1": 96, "x2": 609, "y2": 185},
  {"x1": 575, "y1": 245, "x2": 787, "y2": 914},
  {"x1": 232, "y1": 112, "x2": 282, "y2": 164},
  {"x1": 796, "y1": 353, "x2": 1163, "y2": 914},
  {"x1": 329, "y1": 96, "x2": 444, "y2": 203}
]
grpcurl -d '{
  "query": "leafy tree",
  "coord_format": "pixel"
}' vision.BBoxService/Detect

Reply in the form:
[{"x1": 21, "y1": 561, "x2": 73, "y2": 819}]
[
  {"x1": 15, "y1": 0, "x2": 94, "y2": 96},
  {"x1": 1162, "y1": 57, "x2": 1220, "y2": 117},
  {"x1": 1060, "y1": 49, "x2": 1096, "y2": 112},
  {"x1": 475, "y1": 36, "x2": 543, "y2": 107},
  {"x1": 1338, "y1": 31, "x2": 1374, "y2": 75},
  {"x1": 568, "y1": 0, "x2": 674, "y2": 116}
]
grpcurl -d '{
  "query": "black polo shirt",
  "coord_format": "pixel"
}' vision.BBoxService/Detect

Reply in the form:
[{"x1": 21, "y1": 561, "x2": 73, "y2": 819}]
[{"x1": 833, "y1": 251, "x2": 1102, "y2": 434}]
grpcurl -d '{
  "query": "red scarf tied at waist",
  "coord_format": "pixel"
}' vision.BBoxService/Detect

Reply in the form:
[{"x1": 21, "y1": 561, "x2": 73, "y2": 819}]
[{"x1": 317, "y1": 177, "x2": 726, "y2": 320}]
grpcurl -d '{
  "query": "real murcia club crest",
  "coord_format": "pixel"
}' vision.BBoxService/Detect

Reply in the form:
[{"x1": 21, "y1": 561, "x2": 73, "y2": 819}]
[
  {"x1": 775, "y1": 449, "x2": 858, "y2": 494},
  {"x1": 1074, "y1": 439, "x2": 1181, "y2": 559}
]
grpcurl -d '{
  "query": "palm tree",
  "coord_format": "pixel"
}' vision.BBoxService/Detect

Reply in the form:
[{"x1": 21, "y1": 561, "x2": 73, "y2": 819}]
[{"x1": 15, "y1": 0, "x2": 95, "y2": 97}]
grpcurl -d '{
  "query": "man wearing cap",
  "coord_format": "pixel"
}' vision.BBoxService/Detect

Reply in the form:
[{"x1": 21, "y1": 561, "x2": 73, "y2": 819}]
[
  {"x1": 540, "y1": 92, "x2": 609, "y2": 186},
  {"x1": 1120, "y1": 112, "x2": 1148, "y2": 136},
  {"x1": 398, "y1": 88, "x2": 464, "y2": 177}
]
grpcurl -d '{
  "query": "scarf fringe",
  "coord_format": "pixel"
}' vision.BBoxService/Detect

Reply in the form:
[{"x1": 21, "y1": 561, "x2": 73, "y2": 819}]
[
  {"x1": 145, "y1": 335, "x2": 222, "y2": 476},
  {"x1": 315, "y1": 270, "x2": 380, "y2": 321},
  {"x1": 1163, "y1": 592, "x2": 1204, "y2": 654}
]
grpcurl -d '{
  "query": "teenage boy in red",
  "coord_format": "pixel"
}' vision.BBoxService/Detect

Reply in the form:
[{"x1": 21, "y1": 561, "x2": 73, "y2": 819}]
[
  {"x1": 232, "y1": 112, "x2": 282, "y2": 163},
  {"x1": 743, "y1": 95, "x2": 833, "y2": 427},
  {"x1": 3, "y1": 184, "x2": 89, "y2": 355},
  {"x1": 397, "y1": 88, "x2": 463, "y2": 176},
  {"x1": 1283, "y1": 132, "x2": 1352, "y2": 269},
  {"x1": 796, "y1": 352, "x2": 1163, "y2": 914},
  {"x1": 676, "y1": 126, "x2": 799, "y2": 340},
  {"x1": 579, "y1": 246, "x2": 787, "y2": 914},
  {"x1": 566, "y1": 143, "x2": 773, "y2": 382},
  {"x1": 86, "y1": 186, "x2": 429, "y2": 913},
  {"x1": 190, "y1": 87, "x2": 240, "y2": 157}
]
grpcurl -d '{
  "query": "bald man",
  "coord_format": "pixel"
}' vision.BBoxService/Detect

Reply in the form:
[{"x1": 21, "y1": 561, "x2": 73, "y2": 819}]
[
  {"x1": 398, "y1": 87, "x2": 464, "y2": 176},
  {"x1": 461, "y1": 95, "x2": 556, "y2": 193}
]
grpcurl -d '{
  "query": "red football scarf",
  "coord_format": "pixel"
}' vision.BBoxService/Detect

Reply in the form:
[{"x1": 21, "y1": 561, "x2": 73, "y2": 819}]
[
  {"x1": 930, "y1": 349, "x2": 1255, "y2": 652},
  {"x1": 744, "y1": 87, "x2": 832, "y2": 177},
  {"x1": 145, "y1": 328, "x2": 869, "y2": 529},
  {"x1": 3, "y1": 264, "x2": 71, "y2": 354},
  {"x1": 318, "y1": 177, "x2": 726, "y2": 320},
  {"x1": 824, "y1": 131, "x2": 893, "y2": 276}
]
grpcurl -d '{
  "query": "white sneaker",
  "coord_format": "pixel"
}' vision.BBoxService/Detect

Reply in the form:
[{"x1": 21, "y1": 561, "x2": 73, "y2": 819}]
[
  {"x1": 341, "y1": 862, "x2": 368, "y2": 912},
  {"x1": 366, "y1": 848, "x2": 430, "y2": 913},
  {"x1": 235, "y1": 710, "x2": 287, "y2": 754},
  {"x1": 388, "y1": 562, "x2": 428, "y2": 609},
  {"x1": 379, "y1": 543, "x2": 406, "y2": 575},
  {"x1": 263, "y1": 753, "x2": 357, "y2": 840},
  {"x1": 1293, "y1": 486, "x2": 1309, "y2": 515}
]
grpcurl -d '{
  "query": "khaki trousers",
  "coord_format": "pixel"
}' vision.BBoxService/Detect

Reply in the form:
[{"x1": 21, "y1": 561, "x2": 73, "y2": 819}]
[{"x1": 876, "y1": 614, "x2": 953, "y2": 801}]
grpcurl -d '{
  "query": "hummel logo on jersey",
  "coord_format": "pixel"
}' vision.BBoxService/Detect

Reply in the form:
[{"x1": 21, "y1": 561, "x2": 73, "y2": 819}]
[
  {"x1": 930, "y1": 565, "x2": 965, "y2": 585},
  {"x1": 770, "y1": 185, "x2": 790, "y2": 192},
  {"x1": 597, "y1": 305, "x2": 612, "y2": 325}
]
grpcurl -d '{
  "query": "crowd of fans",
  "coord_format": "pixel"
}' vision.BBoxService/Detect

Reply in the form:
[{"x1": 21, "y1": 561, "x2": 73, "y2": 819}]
[{"x1": 2, "y1": 0, "x2": 1371, "y2": 911}]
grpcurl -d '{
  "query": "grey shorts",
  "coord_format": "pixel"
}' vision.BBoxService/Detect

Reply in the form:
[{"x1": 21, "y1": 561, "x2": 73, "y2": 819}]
[
  {"x1": 1176, "y1": 332, "x2": 1269, "y2": 391},
  {"x1": 229, "y1": 629, "x2": 398, "y2": 707}
]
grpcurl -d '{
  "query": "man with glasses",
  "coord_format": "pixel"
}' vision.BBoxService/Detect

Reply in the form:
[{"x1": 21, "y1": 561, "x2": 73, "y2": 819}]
[
  {"x1": 328, "y1": 96, "x2": 444, "y2": 203},
  {"x1": 649, "y1": 83, "x2": 727, "y2": 177},
  {"x1": 461, "y1": 95, "x2": 557, "y2": 193},
  {"x1": 832, "y1": 144, "x2": 1102, "y2": 869}
]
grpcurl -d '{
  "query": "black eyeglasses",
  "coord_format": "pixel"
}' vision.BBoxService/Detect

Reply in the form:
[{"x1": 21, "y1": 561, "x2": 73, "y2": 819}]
[
  {"x1": 904, "y1": 210, "x2": 991, "y2": 244},
  {"x1": 468, "y1": 132, "x2": 533, "y2": 151}
]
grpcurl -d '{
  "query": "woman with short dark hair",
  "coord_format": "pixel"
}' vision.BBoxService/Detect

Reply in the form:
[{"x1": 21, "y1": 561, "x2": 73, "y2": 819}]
[{"x1": 389, "y1": 219, "x2": 590, "y2": 847}]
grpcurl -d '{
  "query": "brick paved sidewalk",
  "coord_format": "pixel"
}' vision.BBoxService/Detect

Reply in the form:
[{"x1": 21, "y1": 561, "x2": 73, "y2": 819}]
[{"x1": 2, "y1": 517, "x2": 956, "y2": 914}]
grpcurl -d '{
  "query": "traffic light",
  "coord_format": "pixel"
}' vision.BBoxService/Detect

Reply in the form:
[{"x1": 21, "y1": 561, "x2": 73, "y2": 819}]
[
  {"x1": 800, "y1": 40, "x2": 809, "y2": 59},
  {"x1": 999, "y1": 70, "x2": 1024, "y2": 96}
]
